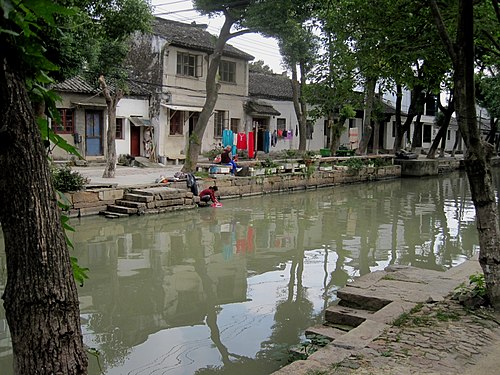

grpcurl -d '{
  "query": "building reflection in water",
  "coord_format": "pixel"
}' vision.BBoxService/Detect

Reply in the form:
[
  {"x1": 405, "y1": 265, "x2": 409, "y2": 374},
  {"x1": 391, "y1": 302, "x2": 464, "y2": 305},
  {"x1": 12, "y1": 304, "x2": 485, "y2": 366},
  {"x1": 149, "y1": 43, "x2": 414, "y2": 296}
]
[{"x1": 0, "y1": 171, "x2": 487, "y2": 374}]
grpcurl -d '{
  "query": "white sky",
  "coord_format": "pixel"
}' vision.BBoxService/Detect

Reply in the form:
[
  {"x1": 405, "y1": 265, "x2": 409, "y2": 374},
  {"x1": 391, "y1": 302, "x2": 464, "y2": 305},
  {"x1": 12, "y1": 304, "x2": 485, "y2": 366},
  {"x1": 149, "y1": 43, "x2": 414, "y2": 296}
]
[{"x1": 151, "y1": 0, "x2": 285, "y2": 73}]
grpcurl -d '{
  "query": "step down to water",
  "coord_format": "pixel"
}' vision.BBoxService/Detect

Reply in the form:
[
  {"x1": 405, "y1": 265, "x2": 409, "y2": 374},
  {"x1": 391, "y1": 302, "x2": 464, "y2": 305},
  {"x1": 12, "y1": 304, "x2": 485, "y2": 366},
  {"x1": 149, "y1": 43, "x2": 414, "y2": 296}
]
[
  {"x1": 123, "y1": 193, "x2": 154, "y2": 203},
  {"x1": 107, "y1": 205, "x2": 138, "y2": 215},
  {"x1": 336, "y1": 286, "x2": 392, "y2": 311},
  {"x1": 325, "y1": 305, "x2": 374, "y2": 328},
  {"x1": 115, "y1": 200, "x2": 147, "y2": 209},
  {"x1": 99, "y1": 210, "x2": 130, "y2": 218},
  {"x1": 305, "y1": 325, "x2": 346, "y2": 341}
]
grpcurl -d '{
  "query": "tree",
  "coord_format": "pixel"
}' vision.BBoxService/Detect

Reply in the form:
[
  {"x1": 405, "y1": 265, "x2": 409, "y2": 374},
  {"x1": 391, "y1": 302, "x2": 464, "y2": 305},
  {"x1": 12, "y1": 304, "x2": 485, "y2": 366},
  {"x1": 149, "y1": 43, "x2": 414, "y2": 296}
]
[
  {"x1": 83, "y1": 0, "x2": 152, "y2": 178},
  {"x1": 430, "y1": 0, "x2": 500, "y2": 308},
  {"x1": 249, "y1": 59, "x2": 275, "y2": 74},
  {"x1": 0, "y1": 1, "x2": 88, "y2": 373},
  {"x1": 182, "y1": 0, "x2": 254, "y2": 172},
  {"x1": 246, "y1": 0, "x2": 317, "y2": 151}
]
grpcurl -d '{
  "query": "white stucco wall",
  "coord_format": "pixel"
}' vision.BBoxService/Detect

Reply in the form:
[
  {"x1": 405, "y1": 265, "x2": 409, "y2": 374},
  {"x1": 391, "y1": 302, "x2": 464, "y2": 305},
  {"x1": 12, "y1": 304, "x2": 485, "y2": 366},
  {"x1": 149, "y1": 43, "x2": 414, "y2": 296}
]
[{"x1": 116, "y1": 97, "x2": 150, "y2": 156}]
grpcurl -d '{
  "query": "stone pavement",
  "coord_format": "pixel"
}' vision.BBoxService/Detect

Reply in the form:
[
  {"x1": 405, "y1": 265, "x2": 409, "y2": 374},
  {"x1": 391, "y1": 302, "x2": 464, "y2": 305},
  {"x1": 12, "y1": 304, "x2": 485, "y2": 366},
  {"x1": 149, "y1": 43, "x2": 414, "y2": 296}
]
[
  {"x1": 73, "y1": 164, "x2": 184, "y2": 187},
  {"x1": 273, "y1": 256, "x2": 500, "y2": 375}
]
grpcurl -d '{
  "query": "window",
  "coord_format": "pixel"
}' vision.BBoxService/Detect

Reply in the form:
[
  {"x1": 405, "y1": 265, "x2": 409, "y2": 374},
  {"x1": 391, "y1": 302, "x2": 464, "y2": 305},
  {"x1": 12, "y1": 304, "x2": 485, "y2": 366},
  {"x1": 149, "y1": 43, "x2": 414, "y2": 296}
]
[
  {"x1": 306, "y1": 120, "x2": 314, "y2": 140},
  {"x1": 277, "y1": 118, "x2": 286, "y2": 131},
  {"x1": 426, "y1": 95, "x2": 437, "y2": 116},
  {"x1": 392, "y1": 121, "x2": 396, "y2": 137},
  {"x1": 116, "y1": 118, "x2": 124, "y2": 139},
  {"x1": 230, "y1": 118, "x2": 240, "y2": 133},
  {"x1": 53, "y1": 108, "x2": 74, "y2": 134},
  {"x1": 170, "y1": 111, "x2": 184, "y2": 135},
  {"x1": 219, "y1": 60, "x2": 236, "y2": 83},
  {"x1": 349, "y1": 119, "x2": 356, "y2": 128},
  {"x1": 447, "y1": 129, "x2": 451, "y2": 141},
  {"x1": 214, "y1": 110, "x2": 228, "y2": 138},
  {"x1": 423, "y1": 124, "x2": 432, "y2": 143},
  {"x1": 177, "y1": 52, "x2": 202, "y2": 77}
]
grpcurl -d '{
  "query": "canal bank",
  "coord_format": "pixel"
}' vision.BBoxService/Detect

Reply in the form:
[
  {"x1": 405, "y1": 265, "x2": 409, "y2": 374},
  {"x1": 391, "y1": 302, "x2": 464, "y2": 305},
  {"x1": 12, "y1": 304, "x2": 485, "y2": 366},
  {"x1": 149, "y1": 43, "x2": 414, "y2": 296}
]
[
  {"x1": 68, "y1": 157, "x2": 403, "y2": 218},
  {"x1": 271, "y1": 255, "x2": 500, "y2": 375}
]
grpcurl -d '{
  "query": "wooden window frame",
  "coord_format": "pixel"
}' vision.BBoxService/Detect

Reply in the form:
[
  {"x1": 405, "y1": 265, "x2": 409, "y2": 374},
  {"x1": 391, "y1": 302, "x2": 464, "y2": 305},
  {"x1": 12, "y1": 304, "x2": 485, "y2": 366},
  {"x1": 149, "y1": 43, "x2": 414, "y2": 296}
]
[
  {"x1": 53, "y1": 108, "x2": 75, "y2": 134},
  {"x1": 219, "y1": 60, "x2": 236, "y2": 83},
  {"x1": 116, "y1": 118, "x2": 124, "y2": 139},
  {"x1": 177, "y1": 52, "x2": 202, "y2": 77}
]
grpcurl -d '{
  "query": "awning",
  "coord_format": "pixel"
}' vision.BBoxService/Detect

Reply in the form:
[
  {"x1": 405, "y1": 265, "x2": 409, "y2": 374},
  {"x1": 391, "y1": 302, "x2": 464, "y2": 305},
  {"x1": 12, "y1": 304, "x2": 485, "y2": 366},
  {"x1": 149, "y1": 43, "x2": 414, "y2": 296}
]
[
  {"x1": 244, "y1": 101, "x2": 281, "y2": 116},
  {"x1": 161, "y1": 103, "x2": 204, "y2": 112},
  {"x1": 129, "y1": 117, "x2": 151, "y2": 127},
  {"x1": 71, "y1": 101, "x2": 107, "y2": 108}
]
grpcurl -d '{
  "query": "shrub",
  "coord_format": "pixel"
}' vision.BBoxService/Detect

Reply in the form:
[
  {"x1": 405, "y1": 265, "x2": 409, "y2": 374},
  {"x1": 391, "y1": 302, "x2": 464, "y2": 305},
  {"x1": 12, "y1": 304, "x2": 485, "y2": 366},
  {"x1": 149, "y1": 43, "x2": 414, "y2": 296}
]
[{"x1": 52, "y1": 166, "x2": 88, "y2": 192}]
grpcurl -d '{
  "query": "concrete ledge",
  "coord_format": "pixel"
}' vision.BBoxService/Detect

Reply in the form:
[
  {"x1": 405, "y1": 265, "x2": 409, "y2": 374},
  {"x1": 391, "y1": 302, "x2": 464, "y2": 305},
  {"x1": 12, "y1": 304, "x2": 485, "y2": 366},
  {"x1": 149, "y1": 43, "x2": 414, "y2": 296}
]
[{"x1": 394, "y1": 159, "x2": 439, "y2": 176}]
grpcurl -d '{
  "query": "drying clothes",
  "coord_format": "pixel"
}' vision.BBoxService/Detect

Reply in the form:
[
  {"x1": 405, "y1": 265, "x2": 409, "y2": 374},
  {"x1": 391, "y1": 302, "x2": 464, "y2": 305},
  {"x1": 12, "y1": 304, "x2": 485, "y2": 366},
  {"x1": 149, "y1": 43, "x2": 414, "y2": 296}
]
[
  {"x1": 282, "y1": 130, "x2": 288, "y2": 137},
  {"x1": 222, "y1": 129, "x2": 233, "y2": 148},
  {"x1": 277, "y1": 129, "x2": 283, "y2": 138},
  {"x1": 263, "y1": 131, "x2": 270, "y2": 153},
  {"x1": 271, "y1": 130, "x2": 278, "y2": 147},
  {"x1": 248, "y1": 131, "x2": 255, "y2": 159},
  {"x1": 237, "y1": 132, "x2": 247, "y2": 150}
]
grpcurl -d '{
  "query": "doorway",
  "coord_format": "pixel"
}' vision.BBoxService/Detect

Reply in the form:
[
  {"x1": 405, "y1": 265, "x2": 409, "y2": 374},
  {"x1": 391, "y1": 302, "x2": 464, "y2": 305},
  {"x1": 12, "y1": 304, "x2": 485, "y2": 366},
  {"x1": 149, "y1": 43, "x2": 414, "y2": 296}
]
[{"x1": 85, "y1": 110, "x2": 103, "y2": 156}]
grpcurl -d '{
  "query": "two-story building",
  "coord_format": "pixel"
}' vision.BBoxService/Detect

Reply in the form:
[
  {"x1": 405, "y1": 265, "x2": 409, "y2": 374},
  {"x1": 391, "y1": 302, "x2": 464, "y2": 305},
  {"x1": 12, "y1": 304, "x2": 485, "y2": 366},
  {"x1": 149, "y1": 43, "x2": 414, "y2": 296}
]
[{"x1": 127, "y1": 17, "x2": 254, "y2": 160}]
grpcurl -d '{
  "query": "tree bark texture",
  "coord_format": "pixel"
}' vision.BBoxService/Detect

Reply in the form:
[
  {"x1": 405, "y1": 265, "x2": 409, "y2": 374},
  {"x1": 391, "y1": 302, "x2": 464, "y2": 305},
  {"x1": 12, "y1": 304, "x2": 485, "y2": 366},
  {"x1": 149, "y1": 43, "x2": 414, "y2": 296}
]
[
  {"x1": 0, "y1": 61, "x2": 88, "y2": 373},
  {"x1": 431, "y1": 0, "x2": 500, "y2": 308},
  {"x1": 392, "y1": 85, "x2": 423, "y2": 152}
]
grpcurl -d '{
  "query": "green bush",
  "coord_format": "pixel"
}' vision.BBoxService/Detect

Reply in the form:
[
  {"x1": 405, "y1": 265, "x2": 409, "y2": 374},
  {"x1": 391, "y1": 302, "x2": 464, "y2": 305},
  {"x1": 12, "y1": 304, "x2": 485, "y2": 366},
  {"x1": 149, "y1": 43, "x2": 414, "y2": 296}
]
[
  {"x1": 340, "y1": 157, "x2": 364, "y2": 171},
  {"x1": 52, "y1": 166, "x2": 88, "y2": 192}
]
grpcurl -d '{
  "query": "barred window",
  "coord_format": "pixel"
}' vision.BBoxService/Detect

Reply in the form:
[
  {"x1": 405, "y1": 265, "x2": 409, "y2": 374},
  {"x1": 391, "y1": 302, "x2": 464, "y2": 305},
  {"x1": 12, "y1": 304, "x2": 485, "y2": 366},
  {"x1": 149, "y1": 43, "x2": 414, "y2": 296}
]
[
  {"x1": 53, "y1": 108, "x2": 74, "y2": 134},
  {"x1": 214, "y1": 110, "x2": 228, "y2": 138}
]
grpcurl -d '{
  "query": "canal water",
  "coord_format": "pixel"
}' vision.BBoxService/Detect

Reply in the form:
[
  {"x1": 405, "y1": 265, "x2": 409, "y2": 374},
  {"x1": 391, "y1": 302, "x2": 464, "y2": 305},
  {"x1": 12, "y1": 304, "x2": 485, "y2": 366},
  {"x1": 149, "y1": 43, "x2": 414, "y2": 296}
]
[{"x1": 0, "y1": 171, "x2": 490, "y2": 374}]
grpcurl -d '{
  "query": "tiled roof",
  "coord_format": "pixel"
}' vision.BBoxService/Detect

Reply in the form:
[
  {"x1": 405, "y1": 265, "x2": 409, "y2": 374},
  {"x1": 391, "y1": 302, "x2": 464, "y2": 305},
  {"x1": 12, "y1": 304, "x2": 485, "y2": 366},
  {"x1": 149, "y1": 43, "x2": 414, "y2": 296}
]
[
  {"x1": 249, "y1": 71, "x2": 293, "y2": 100},
  {"x1": 52, "y1": 76, "x2": 97, "y2": 94},
  {"x1": 245, "y1": 100, "x2": 281, "y2": 116},
  {"x1": 51, "y1": 76, "x2": 151, "y2": 96},
  {"x1": 152, "y1": 17, "x2": 254, "y2": 61}
]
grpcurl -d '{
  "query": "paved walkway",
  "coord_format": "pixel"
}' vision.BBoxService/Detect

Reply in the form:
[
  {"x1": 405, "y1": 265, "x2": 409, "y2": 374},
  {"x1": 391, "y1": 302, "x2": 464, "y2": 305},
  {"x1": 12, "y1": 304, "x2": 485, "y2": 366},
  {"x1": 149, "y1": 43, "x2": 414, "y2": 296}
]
[
  {"x1": 74, "y1": 164, "x2": 184, "y2": 187},
  {"x1": 273, "y1": 257, "x2": 500, "y2": 375}
]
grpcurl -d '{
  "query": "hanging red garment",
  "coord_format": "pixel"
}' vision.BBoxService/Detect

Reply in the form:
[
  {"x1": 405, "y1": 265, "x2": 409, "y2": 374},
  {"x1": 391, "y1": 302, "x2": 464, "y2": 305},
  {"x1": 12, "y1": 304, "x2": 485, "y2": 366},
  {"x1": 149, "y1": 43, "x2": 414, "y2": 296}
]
[
  {"x1": 277, "y1": 129, "x2": 283, "y2": 138},
  {"x1": 247, "y1": 131, "x2": 255, "y2": 159},
  {"x1": 237, "y1": 132, "x2": 247, "y2": 150}
]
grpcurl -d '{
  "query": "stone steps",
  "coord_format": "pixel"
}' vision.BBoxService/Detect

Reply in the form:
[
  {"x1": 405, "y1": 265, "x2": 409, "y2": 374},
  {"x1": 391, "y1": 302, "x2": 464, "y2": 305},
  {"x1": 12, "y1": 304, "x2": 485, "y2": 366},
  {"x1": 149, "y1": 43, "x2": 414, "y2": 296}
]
[
  {"x1": 324, "y1": 304, "x2": 374, "y2": 328},
  {"x1": 99, "y1": 210, "x2": 130, "y2": 219},
  {"x1": 107, "y1": 205, "x2": 138, "y2": 215},
  {"x1": 305, "y1": 324, "x2": 348, "y2": 341},
  {"x1": 115, "y1": 200, "x2": 147, "y2": 209}
]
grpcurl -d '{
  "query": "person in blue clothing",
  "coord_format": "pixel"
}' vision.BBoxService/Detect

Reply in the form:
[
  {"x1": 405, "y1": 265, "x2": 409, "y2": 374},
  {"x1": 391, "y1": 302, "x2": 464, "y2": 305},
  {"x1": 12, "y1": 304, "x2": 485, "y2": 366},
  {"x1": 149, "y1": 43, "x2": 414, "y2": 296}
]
[{"x1": 221, "y1": 145, "x2": 241, "y2": 175}]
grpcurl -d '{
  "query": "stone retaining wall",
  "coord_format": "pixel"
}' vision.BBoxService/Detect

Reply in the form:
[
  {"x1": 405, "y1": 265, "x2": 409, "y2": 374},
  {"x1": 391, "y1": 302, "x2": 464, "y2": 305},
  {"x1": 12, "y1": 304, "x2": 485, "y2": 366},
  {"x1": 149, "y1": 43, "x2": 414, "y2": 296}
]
[{"x1": 63, "y1": 165, "x2": 401, "y2": 218}]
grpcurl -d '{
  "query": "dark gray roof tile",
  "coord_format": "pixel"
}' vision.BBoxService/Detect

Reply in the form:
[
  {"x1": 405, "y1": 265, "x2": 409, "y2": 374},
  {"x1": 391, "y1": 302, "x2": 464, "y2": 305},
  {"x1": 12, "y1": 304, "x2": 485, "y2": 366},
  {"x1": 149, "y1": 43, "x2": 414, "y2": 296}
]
[
  {"x1": 152, "y1": 17, "x2": 254, "y2": 61},
  {"x1": 249, "y1": 71, "x2": 293, "y2": 100}
]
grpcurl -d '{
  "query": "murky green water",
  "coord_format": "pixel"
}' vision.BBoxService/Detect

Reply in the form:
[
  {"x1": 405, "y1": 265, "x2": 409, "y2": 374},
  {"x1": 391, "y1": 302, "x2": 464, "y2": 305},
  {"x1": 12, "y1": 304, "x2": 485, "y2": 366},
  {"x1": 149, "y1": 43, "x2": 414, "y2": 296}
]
[{"x1": 0, "y1": 171, "x2": 490, "y2": 374}]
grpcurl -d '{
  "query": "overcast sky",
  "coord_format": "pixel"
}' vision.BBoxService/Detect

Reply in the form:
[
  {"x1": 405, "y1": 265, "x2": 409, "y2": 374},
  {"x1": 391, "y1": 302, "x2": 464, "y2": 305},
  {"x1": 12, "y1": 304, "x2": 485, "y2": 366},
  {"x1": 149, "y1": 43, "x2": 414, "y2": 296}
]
[{"x1": 151, "y1": 0, "x2": 285, "y2": 74}]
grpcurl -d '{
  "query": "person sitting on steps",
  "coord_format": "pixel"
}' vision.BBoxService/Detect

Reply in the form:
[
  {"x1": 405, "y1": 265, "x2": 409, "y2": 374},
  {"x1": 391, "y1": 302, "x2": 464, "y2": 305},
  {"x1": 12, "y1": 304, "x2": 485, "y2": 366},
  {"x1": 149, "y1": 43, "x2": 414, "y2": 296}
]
[{"x1": 221, "y1": 145, "x2": 242, "y2": 175}]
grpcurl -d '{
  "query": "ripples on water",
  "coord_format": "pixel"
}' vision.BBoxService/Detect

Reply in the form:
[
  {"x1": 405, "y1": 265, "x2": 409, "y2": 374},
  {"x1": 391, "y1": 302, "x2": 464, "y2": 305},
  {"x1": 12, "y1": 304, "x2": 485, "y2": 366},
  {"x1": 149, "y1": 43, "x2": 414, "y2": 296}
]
[{"x1": 0, "y1": 171, "x2": 490, "y2": 374}]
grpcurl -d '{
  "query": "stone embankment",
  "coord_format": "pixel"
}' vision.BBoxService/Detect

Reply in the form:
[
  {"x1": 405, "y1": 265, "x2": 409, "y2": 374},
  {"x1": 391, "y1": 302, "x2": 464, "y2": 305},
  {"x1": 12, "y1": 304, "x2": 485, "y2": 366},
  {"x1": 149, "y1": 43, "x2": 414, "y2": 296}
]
[
  {"x1": 63, "y1": 164, "x2": 401, "y2": 218},
  {"x1": 271, "y1": 256, "x2": 500, "y2": 375}
]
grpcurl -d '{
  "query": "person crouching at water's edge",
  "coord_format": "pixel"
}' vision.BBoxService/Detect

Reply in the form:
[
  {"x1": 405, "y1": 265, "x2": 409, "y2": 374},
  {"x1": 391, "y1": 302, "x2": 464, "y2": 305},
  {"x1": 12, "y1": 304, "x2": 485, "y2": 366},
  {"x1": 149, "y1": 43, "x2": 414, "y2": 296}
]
[{"x1": 199, "y1": 186, "x2": 219, "y2": 203}]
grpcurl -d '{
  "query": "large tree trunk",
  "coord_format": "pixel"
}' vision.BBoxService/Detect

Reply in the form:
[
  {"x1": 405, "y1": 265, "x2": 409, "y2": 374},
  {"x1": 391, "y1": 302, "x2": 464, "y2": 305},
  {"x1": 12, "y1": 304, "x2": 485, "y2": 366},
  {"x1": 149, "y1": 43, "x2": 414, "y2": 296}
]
[
  {"x1": 0, "y1": 60, "x2": 88, "y2": 373},
  {"x1": 100, "y1": 75, "x2": 123, "y2": 178},
  {"x1": 291, "y1": 63, "x2": 307, "y2": 151},
  {"x1": 357, "y1": 77, "x2": 376, "y2": 155},
  {"x1": 427, "y1": 97, "x2": 455, "y2": 159},
  {"x1": 393, "y1": 84, "x2": 424, "y2": 152},
  {"x1": 431, "y1": 0, "x2": 500, "y2": 308},
  {"x1": 411, "y1": 114, "x2": 423, "y2": 151},
  {"x1": 182, "y1": 13, "x2": 242, "y2": 172}
]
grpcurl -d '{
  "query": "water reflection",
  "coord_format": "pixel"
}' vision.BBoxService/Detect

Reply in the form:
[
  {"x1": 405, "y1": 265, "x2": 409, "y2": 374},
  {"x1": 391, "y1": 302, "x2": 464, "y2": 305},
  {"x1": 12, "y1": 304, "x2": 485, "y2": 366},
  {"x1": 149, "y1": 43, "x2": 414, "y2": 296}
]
[{"x1": 0, "y1": 171, "x2": 487, "y2": 374}]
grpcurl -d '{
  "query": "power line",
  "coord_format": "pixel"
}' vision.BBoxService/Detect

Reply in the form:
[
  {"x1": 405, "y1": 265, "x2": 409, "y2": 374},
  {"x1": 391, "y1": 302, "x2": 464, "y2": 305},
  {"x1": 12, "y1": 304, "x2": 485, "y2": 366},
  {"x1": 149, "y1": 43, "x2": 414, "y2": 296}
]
[
  {"x1": 154, "y1": 8, "x2": 199, "y2": 16},
  {"x1": 153, "y1": 0, "x2": 191, "y2": 7}
]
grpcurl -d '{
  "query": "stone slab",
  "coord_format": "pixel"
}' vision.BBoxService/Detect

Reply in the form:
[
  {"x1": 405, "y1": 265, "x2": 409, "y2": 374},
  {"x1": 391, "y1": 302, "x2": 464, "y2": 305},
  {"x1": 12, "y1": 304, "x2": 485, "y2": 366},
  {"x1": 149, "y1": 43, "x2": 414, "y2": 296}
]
[
  {"x1": 325, "y1": 305, "x2": 374, "y2": 327},
  {"x1": 332, "y1": 319, "x2": 389, "y2": 350},
  {"x1": 305, "y1": 325, "x2": 347, "y2": 341},
  {"x1": 306, "y1": 345, "x2": 352, "y2": 367},
  {"x1": 371, "y1": 301, "x2": 417, "y2": 325},
  {"x1": 270, "y1": 360, "x2": 324, "y2": 375}
]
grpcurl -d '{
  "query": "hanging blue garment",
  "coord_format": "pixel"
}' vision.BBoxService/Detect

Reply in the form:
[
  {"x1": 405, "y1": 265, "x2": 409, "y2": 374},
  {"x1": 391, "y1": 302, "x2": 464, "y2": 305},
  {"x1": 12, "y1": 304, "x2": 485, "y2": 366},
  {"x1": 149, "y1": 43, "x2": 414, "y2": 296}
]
[
  {"x1": 222, "y1": 129, "x2": 233, "y2": 148},
  {"x1": 263, "y1": 131, "x2": 270, "y2": 153}
]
